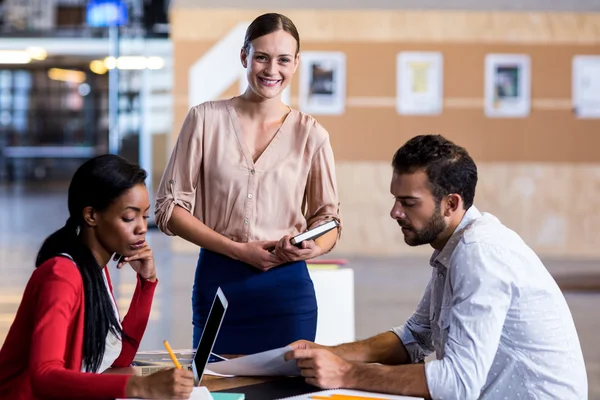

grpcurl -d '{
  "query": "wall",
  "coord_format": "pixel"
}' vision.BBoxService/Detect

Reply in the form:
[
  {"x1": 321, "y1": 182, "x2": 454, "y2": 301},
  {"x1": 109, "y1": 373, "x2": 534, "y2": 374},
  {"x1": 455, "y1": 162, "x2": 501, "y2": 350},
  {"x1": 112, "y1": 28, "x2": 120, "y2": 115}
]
[
  {"x1": 172, "y1": 0, "x2": 600, "y2": 12},
  {"x1": 166, "y1": 7, "x2": 600, "y2": 258}
]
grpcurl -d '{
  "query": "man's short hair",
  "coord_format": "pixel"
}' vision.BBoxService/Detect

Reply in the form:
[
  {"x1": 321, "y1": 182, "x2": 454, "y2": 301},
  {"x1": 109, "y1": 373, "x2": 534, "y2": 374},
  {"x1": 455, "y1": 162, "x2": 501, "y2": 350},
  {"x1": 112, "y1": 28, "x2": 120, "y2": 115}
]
[{"x1": 391, "y1": 134, "x2": 478, "y2": 209}]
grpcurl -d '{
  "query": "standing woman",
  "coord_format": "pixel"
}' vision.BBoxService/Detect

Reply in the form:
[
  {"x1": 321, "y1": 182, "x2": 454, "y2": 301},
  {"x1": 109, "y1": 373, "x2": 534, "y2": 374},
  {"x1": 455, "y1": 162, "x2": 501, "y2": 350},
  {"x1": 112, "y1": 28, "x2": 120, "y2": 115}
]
[
  {"x1": 0, "y1": 155, "x2": 194, "y2": 399},
  {"x1": 155, "y1": 13, "x2": 341, "y2": 355}
]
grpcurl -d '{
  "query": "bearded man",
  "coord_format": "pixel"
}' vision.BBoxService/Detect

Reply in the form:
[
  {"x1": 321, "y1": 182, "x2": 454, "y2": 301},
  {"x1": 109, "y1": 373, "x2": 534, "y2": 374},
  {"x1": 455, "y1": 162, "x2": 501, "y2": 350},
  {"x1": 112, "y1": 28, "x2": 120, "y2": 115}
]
[{"x1": 285, "y1": 134, "x2": 587, "y2": 400}]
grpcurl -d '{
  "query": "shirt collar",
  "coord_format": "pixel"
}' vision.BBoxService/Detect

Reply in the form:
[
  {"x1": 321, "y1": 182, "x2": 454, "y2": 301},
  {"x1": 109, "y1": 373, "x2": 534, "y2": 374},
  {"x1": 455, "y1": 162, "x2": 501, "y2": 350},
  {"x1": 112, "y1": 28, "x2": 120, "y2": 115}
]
[{"x1": 429, "y1": 205, "x2": 482, "y2": 269}]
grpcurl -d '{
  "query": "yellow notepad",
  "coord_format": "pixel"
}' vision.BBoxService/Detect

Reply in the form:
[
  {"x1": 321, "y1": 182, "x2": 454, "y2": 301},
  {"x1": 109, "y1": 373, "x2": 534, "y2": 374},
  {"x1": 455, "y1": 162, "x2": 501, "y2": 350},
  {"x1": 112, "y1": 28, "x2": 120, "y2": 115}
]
[{"x1": 278, "y1": 389, "x2": 424, "y2": 400}]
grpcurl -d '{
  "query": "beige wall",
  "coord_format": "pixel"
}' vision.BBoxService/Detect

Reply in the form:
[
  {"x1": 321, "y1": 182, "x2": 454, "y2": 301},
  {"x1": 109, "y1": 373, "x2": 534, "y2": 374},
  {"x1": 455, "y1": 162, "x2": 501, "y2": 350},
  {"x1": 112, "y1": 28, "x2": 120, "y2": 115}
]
[{"x1": 166, "y1": 8, "x2": 600, "y2": 258}]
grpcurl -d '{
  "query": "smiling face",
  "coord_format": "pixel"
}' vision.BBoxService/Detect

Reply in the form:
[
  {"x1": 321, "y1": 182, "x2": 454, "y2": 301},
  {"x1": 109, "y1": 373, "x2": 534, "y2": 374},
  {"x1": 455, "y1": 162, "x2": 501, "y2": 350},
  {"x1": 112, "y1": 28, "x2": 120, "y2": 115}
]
[
  {"x1": 83, "y1": 183, "x2": 150, "y2": 258},
  {"x1": 389, "y1": 170, "x2": 448, "y2": 247},
  {"x1": 241, "y1": 29, "x2": 299, "y2": 100}
]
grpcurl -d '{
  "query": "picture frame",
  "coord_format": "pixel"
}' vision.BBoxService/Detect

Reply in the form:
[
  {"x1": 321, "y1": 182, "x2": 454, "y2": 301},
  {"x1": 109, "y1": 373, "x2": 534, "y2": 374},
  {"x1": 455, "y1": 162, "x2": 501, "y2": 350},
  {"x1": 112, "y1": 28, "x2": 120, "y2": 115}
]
[
  {"x1": 484, "y1": 54, "x2": 531, "y2": 118},
  {"x1": 396, "y1": 51, "x2": 444, "y2": 115},
  {"x1": 298, "y1": 51, "x2": 346, "y2": 115},
  {"x1": 572, "y1": 55, "x2": 600, "y2": 119}
]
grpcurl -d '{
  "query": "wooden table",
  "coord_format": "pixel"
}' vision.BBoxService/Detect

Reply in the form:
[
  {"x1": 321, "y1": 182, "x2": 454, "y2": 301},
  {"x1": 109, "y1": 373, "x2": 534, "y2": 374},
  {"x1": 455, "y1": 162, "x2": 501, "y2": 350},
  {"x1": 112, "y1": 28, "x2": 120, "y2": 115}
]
[
  {"x1": 106, "y1": 366, "x2": 278, "y2": 391},
  {"x1": 201, "y1": 373, "x2": 278, "y2": 392},
  {"x1": 108, "y1": 353, "x2": 313, "y2": 397}
]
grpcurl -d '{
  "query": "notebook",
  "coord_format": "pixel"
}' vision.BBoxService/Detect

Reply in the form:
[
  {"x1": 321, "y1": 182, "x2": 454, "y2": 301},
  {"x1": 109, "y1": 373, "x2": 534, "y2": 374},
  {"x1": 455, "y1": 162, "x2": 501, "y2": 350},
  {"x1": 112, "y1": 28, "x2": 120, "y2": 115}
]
[
  {"x1": 277, "y1": 388, "x2": 424, "y2": 399},
  {"x1": 118, "y1": 386, "x2": 213, "y2": 400},
  {"x1": 211, "y1": 393, "x2": 245, "y2": 400}
]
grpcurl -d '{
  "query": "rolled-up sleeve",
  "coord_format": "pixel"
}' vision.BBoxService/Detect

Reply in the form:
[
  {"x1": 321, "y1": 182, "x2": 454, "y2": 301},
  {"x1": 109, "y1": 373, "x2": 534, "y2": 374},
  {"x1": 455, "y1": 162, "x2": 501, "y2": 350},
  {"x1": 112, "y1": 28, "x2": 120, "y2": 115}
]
[
  {"x1": 154, "y1": 105, "x2": 204, "y2": 235},
  {"x1": 391, "y1": 279, "x2": 434, "y2": 363},
  {"x1": 304, "y1": 134, "x2": 342, "y2": 238},
  {"x1": 424, "y1": 243, "x2": 513, "y2": 400}
]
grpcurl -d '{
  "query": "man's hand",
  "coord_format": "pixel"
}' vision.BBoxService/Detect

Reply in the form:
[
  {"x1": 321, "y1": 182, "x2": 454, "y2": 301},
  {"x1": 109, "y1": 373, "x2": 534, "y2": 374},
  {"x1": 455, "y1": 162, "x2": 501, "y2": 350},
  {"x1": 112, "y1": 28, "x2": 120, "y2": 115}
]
[
  {"x1": 286, "y1": 348, "x2": 355, "y2": 389},
  {"x1": 287, "y1": 339, "x2": 331, "y2": 353}
]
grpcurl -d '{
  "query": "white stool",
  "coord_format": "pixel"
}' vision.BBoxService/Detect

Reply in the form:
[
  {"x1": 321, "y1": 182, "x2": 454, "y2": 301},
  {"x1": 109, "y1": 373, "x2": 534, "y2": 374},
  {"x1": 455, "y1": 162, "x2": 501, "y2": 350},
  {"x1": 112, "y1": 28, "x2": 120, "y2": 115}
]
[{"x1": 308, "y1": 267, "x2": 355, "y2": 346}]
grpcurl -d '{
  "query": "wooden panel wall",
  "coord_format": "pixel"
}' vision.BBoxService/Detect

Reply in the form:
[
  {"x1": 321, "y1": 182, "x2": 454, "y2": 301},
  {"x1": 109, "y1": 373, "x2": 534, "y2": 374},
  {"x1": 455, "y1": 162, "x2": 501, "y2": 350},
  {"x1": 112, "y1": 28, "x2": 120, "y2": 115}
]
[
  {"x1": 174, "y1": 40, "x2": 600, "y2": 162},
  {"x1": 170, "y1": 10, "x2": 600, "y2": 163},
  {"x1": 167, "y1": 8, "x2": 600, "y2": 257}
]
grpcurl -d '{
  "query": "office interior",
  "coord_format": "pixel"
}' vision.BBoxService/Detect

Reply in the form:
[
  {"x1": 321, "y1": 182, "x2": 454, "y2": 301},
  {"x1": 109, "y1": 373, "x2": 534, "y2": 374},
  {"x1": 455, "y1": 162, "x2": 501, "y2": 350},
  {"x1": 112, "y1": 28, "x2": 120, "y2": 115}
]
[{"x1": 1, "y1": 0, "x2": 599, "y2": 398}]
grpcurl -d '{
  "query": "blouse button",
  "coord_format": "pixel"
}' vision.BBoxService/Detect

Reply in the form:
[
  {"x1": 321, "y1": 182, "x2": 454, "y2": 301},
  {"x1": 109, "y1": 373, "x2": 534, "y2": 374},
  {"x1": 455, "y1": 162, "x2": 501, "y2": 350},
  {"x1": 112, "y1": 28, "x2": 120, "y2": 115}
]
[{"x1": 250, "y1": 169, "x2": 255, "y2": 175}]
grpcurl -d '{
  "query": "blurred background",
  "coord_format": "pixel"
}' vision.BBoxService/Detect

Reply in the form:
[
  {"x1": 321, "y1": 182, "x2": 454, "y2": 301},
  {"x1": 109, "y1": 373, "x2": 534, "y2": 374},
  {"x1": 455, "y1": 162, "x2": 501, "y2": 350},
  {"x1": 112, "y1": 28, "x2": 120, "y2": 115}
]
[{"x1": 1, "y1": 0, "x2": 599, "y2": 397}]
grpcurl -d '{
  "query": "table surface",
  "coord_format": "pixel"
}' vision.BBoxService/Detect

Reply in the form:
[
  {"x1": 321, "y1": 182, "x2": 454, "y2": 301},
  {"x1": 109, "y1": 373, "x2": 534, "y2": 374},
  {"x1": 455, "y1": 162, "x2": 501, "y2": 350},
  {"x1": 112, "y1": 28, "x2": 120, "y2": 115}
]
[
  {"x1": 108, "y1": 354, "x2": 298, "y2": 393},
  {"x1": 202, "y1": 373, "x2": 278, "y2": 392}
]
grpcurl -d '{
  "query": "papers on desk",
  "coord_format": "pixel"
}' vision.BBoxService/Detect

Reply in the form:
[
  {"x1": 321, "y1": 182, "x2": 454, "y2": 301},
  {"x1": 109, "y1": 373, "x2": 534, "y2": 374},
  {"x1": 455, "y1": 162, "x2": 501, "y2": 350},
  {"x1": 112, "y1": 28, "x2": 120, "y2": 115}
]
[
  {"x1": 205, "y1": 346, "x2": 299, "y2": 377},
  {"x1": 278, "y1": 389, "x2": 424, "y2": 399},
  {"x1": 118, "y1": 386, "x2": 213, "y2": 400}
]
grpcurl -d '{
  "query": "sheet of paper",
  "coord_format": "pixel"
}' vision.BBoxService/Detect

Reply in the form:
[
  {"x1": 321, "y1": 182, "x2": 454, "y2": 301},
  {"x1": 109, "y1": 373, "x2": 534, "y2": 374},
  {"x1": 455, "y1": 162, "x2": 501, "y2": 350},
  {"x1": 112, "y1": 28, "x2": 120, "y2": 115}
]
[
  {"x1": 204, "y1": 368, "x2": 235, "y2": 377},
  {"x1": 278, "y1": 388, "x2": 424, "y2": 399},
  {"x1": 204, "y1": 346, "x2": 299, "y2": 377},
  {"x1": 118, "y1": 386, "x2": 213, "y2": 400},
  {"x1": 396, "y1": 52, "x2": 443, "y2": 115},
  {"x1": 573, "y1": 55, "x2": 600, "y2": 118}
]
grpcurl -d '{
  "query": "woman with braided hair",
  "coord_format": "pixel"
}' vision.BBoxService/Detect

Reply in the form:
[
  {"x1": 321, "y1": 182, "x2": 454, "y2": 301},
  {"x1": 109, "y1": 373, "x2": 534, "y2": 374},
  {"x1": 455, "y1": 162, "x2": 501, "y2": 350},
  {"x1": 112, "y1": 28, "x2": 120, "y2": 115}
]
[{"x1": 0, "y1": 154, "x2": 194, "y2": 399}]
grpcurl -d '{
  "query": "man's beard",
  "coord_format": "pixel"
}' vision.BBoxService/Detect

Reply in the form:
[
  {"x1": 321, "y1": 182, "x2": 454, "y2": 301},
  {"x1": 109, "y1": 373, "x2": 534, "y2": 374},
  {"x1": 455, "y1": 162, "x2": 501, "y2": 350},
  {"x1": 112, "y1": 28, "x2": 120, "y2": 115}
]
[{"x1": 400, "y1": 204, "x2": 446, "y2": 246}]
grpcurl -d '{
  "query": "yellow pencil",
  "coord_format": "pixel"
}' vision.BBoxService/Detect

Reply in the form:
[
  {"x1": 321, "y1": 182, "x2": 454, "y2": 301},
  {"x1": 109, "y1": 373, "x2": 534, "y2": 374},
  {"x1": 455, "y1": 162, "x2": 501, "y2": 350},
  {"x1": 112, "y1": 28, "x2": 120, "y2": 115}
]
[{"x1": 163, "y1": 340, "x2": 182, "y2": 369}]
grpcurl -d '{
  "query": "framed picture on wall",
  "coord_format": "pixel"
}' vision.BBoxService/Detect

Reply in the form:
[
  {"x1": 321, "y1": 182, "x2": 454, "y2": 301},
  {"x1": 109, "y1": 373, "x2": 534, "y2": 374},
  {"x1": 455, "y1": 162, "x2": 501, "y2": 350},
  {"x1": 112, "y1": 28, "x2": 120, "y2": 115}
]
[
  {"x1": 572, "y1": 55, "x2": 600, "y2": 119},
  {"x1": 298, "y1": 51, "x2": 346, "y2": 115},
  {"x1": 396, "y1": 51, "x2": 444, "y2": 115},
  {"x1": 484, "y1": 54, "x2": 531, "y2": 118}
]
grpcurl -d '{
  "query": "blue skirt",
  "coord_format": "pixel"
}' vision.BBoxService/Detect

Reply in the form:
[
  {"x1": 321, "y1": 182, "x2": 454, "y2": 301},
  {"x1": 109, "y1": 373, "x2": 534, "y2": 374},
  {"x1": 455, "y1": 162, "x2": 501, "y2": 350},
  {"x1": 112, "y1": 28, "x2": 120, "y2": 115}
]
[{"x1": 191, "y1": 248, "x2": 318, "y2": 355}]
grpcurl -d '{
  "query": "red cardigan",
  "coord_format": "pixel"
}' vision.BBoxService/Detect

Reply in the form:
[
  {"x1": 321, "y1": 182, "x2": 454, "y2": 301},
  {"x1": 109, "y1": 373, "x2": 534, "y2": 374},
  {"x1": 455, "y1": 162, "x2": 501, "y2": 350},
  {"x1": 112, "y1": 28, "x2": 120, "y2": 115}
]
[{"x1": 0, "y1": 256, "x2": 157, "y2": 399}]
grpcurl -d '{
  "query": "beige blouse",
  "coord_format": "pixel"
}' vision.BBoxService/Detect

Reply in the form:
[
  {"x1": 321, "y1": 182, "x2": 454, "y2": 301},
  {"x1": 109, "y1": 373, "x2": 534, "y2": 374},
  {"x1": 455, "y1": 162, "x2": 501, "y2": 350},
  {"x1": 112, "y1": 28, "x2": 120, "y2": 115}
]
[{"x1": 154, "y1": 98, "x2": 341, "y2": 244}]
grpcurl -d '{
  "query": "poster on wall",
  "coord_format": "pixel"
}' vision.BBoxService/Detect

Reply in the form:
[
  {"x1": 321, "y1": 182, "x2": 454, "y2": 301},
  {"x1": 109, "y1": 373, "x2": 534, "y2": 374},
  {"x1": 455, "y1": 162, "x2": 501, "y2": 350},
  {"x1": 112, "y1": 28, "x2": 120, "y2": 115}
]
[
  {"x1": 572, "y1": 55, "x2": 600, "y2": 119},
  {"x1": 484, "y1": 54, "x2": 531, "y2": 118},
  {"x1": 298, "y1": 51, "x2": 346, "y2": 115},
  {"x1": 396, "y1": 51, "x2": 444, "y2": 115}
]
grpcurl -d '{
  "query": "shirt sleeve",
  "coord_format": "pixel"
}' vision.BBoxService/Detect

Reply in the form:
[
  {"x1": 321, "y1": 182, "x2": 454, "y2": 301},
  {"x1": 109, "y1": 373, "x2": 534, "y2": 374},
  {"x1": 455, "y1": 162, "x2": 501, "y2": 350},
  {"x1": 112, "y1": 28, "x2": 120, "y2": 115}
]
[
  {"x1": 424, "y1": 243, "x2": 513, "y2": 400},
  {"x1": 154, "y1": 104, "x2": 204, "y2": 235},
  {"x1": 303, "y1": 132, "x2": 342, "y2": 238},
  {"x1": 391, "y1": 278, "x2": 435, "y2": 363},
  {"x1": 112, "y1": 275, "x2": 158, "y2": 368},
  {"x1": 29, "y1": 263, "x2": 130, "y2": 399}
]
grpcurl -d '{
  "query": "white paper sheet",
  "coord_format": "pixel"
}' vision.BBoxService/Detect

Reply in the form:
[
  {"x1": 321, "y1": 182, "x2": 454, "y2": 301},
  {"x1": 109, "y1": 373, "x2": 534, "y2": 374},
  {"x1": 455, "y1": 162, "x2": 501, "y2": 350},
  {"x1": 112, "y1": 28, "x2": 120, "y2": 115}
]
[
  {"x1": 118, "y1": 386, "x2": 213, "y2": 400},
  {"x1": 573, "y1": 55, "x2": 600, "y2": 118},
  {"x1": 484, "y1": 53, "x2": 531, "y2": 118},
  {"x1": 298, "y1": 51, "x2": 347, "y2": 116},
  {"x1": 396, "y1": 52, "x2": 444, "y2": 115},
  {"x1": 204, "y1": 346, "x2": 300, "y2": 377}
]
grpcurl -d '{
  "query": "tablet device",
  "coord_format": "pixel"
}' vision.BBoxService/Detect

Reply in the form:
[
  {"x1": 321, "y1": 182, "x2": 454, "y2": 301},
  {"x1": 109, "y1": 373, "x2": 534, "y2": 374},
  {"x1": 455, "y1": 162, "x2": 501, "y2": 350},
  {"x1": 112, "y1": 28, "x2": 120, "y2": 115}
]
[{"x1": 290, "y1": 220, "x2": 339, "y2": 247}]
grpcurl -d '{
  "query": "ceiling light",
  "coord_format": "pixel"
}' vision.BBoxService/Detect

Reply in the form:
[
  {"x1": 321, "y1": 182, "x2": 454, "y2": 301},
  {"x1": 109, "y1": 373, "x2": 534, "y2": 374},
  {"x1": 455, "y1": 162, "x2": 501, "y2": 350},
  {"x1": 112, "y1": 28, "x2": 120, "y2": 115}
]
[
  {"x1": 26, "y1": 47, "x2": 47, "y2": 61},
  {"x1": 0, "y1": 51, "x2": 31, "y2": 64},
  {"x1": 48, "y1": 68, "x2": 86, "y2": 84},
  {"x1": 90, "y1": 60, "x2": 108, "y2": 74}
]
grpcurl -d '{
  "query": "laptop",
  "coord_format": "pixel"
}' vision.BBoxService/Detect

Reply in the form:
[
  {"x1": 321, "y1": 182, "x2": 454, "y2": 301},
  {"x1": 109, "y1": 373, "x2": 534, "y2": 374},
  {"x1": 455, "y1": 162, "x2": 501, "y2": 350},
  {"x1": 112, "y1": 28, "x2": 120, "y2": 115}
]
[{"x1": 133, "y1": 287, "x2": 229, "y2": 386}]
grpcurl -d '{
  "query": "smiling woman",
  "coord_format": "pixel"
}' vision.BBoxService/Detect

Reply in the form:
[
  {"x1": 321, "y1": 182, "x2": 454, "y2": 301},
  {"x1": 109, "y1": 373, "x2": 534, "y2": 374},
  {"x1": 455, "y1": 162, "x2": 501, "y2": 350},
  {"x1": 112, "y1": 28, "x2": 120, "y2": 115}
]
[{"x1": 154, "y1": 13, "x2": 342, "y2": 355}]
